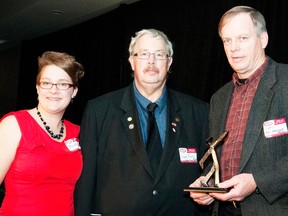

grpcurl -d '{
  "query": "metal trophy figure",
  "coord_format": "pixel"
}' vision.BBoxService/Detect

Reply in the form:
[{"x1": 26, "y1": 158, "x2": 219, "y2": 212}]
[
  {"x1": 183, "y1": 131, "x2": 228, "y2": 193},
  {"x1": 199, "y1": 131, "x2": 228, "y2": 187}
]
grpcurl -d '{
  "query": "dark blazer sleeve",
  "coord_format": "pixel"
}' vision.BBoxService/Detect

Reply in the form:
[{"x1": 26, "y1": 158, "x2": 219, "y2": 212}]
[{"x1": 74, "y1": 99, "x2": 106, "y2": 216}]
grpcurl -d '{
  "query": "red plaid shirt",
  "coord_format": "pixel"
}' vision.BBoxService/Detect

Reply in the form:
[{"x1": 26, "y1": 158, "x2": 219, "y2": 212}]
[{"x1": 220, "y1": 59, "x2": 267, "y2": 181}]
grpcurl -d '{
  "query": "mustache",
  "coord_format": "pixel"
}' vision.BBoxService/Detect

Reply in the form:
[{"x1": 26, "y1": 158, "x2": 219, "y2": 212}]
[{"x1": 144, "y1": 65, "x2": 159, "y2": 72}]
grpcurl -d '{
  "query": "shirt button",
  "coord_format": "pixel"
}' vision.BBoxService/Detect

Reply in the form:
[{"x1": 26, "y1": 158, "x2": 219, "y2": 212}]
[{"x1": 152, "y1": 190, "x2": 158, "y2": 195}]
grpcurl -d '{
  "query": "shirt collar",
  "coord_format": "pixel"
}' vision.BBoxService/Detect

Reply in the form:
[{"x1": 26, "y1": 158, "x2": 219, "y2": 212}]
[
  {"x1": 133, "y1": 82, "x2": 167, "y2": 112},
  {"x1": 232, "y1": 57, "x2": 268, "y2": 87}
]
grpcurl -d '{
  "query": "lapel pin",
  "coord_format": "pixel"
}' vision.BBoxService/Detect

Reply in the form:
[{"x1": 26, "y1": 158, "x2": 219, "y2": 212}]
[{"x1": 172, "y1": 122, "x2": 177, "y2": 133}]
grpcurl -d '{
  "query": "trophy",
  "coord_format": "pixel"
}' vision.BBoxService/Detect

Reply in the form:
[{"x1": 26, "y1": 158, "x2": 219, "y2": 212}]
[{"x1": 184, "y1": 131, "x2": 229, "y2": 193}]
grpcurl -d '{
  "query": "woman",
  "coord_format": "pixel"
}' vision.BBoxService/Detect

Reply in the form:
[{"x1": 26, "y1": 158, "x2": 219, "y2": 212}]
[{"x1": 0, "y1": 51, "x2": 85, "y2": 216}]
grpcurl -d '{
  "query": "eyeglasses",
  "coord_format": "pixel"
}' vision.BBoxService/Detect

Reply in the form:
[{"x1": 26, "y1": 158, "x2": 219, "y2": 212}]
[
  {"x1": 39, "y1": 82, "x2": 74, "y2": 90},
  {"x1": 133, "y1": 51, "x2": 169, "y2": 60}
]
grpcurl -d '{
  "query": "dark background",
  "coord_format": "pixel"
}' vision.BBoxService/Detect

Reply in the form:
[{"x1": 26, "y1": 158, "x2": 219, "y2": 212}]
[
  {"x1": 1, "y1": 0, "x2": 288, "y2": 205},
  {"x1": 15, "y1": 0, "x2": 288, "y2": 125}
]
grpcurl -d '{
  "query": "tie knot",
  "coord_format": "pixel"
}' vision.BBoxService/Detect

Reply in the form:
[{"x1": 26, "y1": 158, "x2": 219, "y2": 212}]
[{"x1": 147, "y1": 103, "x2": 158, "y2": 113}]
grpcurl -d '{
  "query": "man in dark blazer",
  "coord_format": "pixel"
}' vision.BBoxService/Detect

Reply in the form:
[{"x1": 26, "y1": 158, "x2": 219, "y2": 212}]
[
  {"x1": 190, "y1": 6, "x2": 288, "y2": 216},
  {"x1": 75, "y1": 29, "x2": 209, "y2": 216}
]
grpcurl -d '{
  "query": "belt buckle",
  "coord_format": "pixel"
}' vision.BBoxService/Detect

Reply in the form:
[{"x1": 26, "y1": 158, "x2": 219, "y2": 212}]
[{"x1": 232, "y1": 201, "x2": 240, "y2": 208}]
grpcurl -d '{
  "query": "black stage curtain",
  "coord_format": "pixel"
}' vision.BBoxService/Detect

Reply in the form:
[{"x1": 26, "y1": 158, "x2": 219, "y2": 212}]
[{"x1": 16, "y1": 0, "x2": 288, "y2": 124}]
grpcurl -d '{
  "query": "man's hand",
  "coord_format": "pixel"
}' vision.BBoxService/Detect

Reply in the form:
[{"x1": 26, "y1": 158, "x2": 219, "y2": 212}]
[
  {"x1": 209, "y1": 173, "x2": 257, "y2": 202},
  {"x1": 189, "y1": 176, "x2": 215, "y2": 205}
]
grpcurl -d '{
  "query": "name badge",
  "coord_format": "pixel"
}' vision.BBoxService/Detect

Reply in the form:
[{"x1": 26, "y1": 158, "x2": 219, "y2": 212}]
[
  {"x1": 178, "y1": 148, "x2": 197, "y2": 163},
  {"x1": 263, "y1": 118, "x2": 288, "y2": 138},
  {"x1": 64, "y1": 138, "x2": 81, "y2": 151}
]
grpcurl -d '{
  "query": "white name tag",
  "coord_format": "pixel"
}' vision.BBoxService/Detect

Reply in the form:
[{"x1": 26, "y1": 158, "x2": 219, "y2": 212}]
[
  {"x1": 64, "y1": 138, "x2": 81, "y2": 151},
  {"x1": 178, "y1": 148, "x2": 197, "y2": 163},
  {"x1": 263, "y1": 118, "x2": 288, "y2": 138}
]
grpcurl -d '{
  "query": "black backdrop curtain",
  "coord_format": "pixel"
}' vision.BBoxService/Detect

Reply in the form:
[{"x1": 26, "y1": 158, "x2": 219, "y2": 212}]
[{"x1": 16, "y1": 0, "x2": 288, "y2": 124}]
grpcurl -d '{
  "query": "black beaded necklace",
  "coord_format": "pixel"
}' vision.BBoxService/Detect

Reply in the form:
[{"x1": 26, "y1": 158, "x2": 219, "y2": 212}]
[{"x1": 36, "y1": 107, "x2": 64, "y2": 139}]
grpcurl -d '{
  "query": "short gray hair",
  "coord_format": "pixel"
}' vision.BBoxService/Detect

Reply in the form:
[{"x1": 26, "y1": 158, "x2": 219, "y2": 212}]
[
  {"x1": 218, "y1": 6, "x2": 267, "y2": 37},
  {"x1": 128, "y1": 29, "x2": 173, "y2": 57}
]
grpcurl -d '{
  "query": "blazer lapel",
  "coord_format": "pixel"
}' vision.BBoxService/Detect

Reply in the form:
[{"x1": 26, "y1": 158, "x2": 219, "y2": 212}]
[
  {"x1": 239, "y1": 61, "x2": 276, "y2": 171},
  {"x1": 120, "y1": 85, "x2": 154, "y2": 176},
  {"x1": 155, "y1": 91, "x2": 182, "y2": 182},
  {"x1": 212, "y1": 83, "x2": 234, "y2": 157}
]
